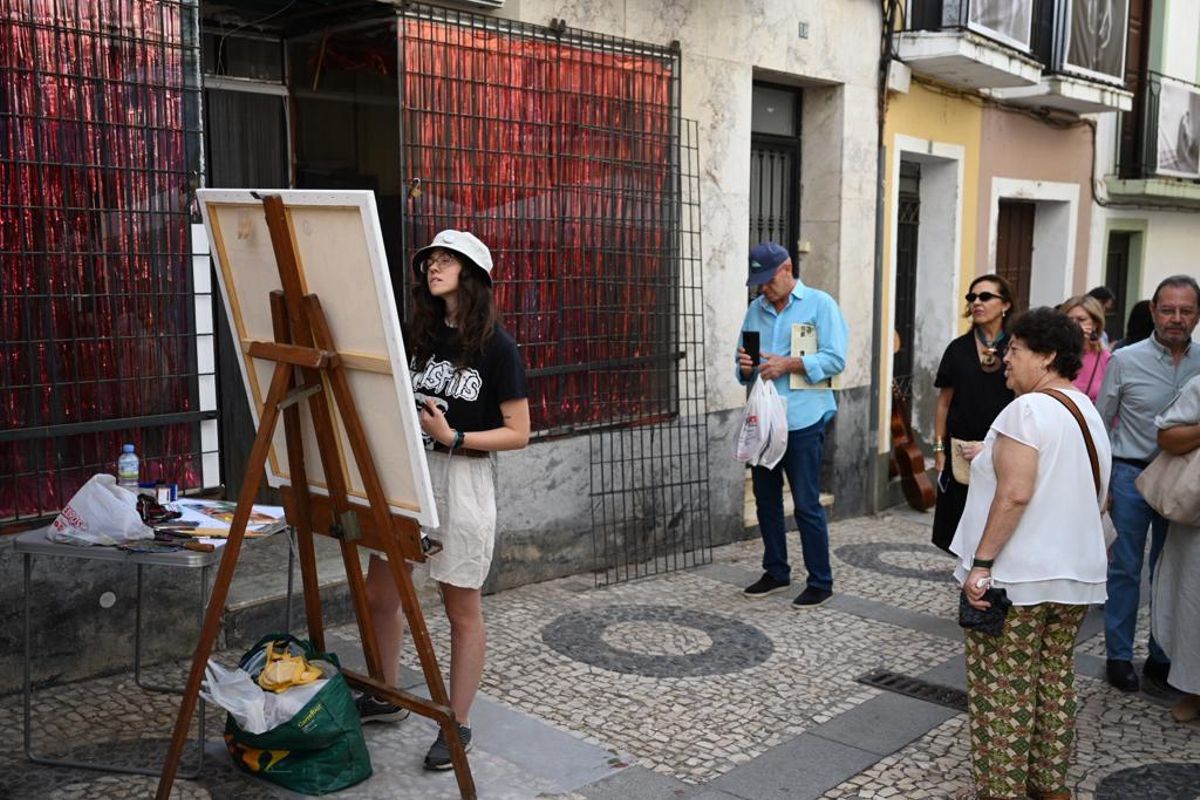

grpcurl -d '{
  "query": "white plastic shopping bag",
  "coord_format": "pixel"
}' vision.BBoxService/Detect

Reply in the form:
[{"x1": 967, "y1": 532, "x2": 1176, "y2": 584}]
[
  {"x1": 734, "y1": 376, "x2": 770, "y2": 463},
  {"x1": 201, "y1": 659, "x2": 330, "y2": 735},
  {"x1": 734, "y1": 376, "x2": 789, "y2": 468},
  {"x1": 47, "y1": 474, "x2": 153, "y2": 547},
  {"x1": 756, "y1": 380, "x2": 789, "y2": 470}
]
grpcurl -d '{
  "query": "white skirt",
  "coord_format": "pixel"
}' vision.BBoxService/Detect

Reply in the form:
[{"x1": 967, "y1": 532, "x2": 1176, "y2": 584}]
[{"x1": 420, "y1": 450, "x2": 496, "y2": 590}]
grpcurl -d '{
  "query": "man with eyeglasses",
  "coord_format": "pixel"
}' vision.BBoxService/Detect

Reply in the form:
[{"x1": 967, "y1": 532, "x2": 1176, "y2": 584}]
[
  {"x1": 735, "y1": 241, "x2": 848, "y2": 608},
  {"x1": 1096, "y1": 274, "x2": 1200, "y2": 693}
]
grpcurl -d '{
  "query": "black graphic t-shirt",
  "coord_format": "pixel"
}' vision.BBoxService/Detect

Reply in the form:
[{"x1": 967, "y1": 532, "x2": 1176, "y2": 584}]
[{"x1": 409, "y1": 322, "x2": 528, "y2": 450}]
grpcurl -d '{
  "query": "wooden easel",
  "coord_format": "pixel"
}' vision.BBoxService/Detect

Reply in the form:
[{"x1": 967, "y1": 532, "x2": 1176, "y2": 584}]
[{"x1": 155, "y1": 195, "x2": 476, "y2": 799}]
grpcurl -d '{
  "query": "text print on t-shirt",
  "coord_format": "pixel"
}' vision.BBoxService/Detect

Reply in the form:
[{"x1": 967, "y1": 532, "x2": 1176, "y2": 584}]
[
  {"x1": 412, "y1": 358, "x2": 482, "y2": 449},
  {"x1": 413, "y1": 358, "x2": 481, "y2": 401}
]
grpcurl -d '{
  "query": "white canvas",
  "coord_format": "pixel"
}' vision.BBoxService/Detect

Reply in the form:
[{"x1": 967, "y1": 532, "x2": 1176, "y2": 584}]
[{"x1": 198, "y1": 189, "x2": 437, "y2": 527}]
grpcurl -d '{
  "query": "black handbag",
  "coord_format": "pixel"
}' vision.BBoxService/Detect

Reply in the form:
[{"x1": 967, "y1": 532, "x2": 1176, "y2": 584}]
[{"x1": 958, "y1": 587, "x2": 1012, "y2": 637}]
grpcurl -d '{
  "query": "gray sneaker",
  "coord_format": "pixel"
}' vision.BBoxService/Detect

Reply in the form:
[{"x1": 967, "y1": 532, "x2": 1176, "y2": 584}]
[{"x1": 424, "y1": 724, "x2": 473, "y2": 771}]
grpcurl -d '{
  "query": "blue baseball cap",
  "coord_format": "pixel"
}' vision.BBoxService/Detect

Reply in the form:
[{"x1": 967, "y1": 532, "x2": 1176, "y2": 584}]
[{"x1": 747, "y1": 242, "x2": 789, "y2": 286}]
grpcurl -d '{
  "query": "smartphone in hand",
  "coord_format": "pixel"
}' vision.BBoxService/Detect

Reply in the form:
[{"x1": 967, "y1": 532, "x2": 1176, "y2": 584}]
[{"x1": 742, "y1": 330, "x2": 760, "y2": 366}]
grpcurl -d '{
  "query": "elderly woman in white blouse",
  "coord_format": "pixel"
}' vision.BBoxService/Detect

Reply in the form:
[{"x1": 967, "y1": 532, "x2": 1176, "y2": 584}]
[{"x1": 951, "y1": 308, "x2": 1111, "y2": 800}]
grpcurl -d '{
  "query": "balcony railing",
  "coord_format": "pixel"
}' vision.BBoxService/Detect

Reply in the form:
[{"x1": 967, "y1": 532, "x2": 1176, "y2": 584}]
[
  {"x1": 1118, "y1": 71, "x2": 1200, "y2": 181},
  {"x1": 906, "y1": 1, "x2": 1131, "y2": 85}
]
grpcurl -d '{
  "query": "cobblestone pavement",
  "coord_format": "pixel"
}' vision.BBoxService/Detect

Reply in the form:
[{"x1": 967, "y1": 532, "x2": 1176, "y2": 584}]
[{"x1": 2, "y1": 509, "x2": 1197, "y2": 799}]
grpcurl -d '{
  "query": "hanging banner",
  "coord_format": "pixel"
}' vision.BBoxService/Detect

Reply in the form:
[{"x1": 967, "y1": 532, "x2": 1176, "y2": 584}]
[
  {"x1": 1061, "y1": 0, "x2": 1128, "y2": 83},
  {"x1": 968, "y1": 0, "x2": 1034, "y2": 52},
  {"x1": 1156, "y1": 79, "x2": 1200, "y2": 179}
]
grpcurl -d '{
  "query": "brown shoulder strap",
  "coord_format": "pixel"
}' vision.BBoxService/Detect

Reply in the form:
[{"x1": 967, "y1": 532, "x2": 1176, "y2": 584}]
[{"x1": 1040, "y1": 388, "x2": 1101, "y2": 497}]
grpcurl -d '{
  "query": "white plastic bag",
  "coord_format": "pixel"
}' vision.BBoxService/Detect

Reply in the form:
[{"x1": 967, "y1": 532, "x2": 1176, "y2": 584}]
[
  {"x1": 201, "y1": 659, "x2": 331, "y2": 735},
  {"x1": 757, "y1": 381, "x2": 789, "y2": 470},
  {"x1": 47, "y1": 474, "x2": 153, "y2": 547},
  {"x1": 734, "y1": 376, "x2": 789, "y2": 469},
  {"x1": 734, "y1": 376, "x2": 770, "y2": 463},
  {"x1": 202, "y1": 661, "x2": 268, "y2": 734}
]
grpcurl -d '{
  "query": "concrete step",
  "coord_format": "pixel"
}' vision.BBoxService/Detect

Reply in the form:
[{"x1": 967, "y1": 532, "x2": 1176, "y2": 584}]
[{"x1": 742, "y1": 471, "x2": 834, "y2": 529}]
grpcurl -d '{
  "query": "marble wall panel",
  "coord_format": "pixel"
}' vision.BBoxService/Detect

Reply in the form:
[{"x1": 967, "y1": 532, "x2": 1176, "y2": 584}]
[
  {"x1": 623, "y1": 0, "x2": 714, "y2": 57},
  {"x1": 796, "y1": 221, "x2": 842, "y2": 296},
  {"x1": 496, "y1": 436, "x2": 592, "y2": 533},
  {"x1": 836, "y1": 192, "x2": 878, "y2": 389},
  {"x1": 681, "y1": 54, "x2": 753, "y2": 196},
  {"x1": 502, "y1": 0, "x2": 627, "y2": 37},
  {"x1": 701, "y1": 185, "x2": 753, "y2": 413},
  {"x1": 840, "y1": 84, "x2": 881, "y2": 200},
  {"x1": 801, "y1": 84, "x2": 846, "y2": 228}
]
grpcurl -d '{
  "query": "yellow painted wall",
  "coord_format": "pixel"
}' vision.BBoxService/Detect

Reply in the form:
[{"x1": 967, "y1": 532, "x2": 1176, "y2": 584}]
[{"x1": 877, "y1": 82, "x2": 983, "y2": 453}]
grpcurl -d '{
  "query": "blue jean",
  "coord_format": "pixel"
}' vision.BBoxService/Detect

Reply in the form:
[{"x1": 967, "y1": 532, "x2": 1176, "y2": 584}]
[
  {"x1": 1105, "y1": 459, "x2": 1170, "y2": 664},
  {"x1": 750, "y1": 421, "x2": 833, "y2": 591}
]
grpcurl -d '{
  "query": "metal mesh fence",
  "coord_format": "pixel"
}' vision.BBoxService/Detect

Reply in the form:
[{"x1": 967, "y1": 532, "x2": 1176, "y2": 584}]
[
  {"x1": 0, "y1": 0, "x2": 206, "y2": 523},
  {"x1": 396, "y1": 5, "x2": 710, "y2": 582},
  {"x1": 398, "y1": 5, "x2": 680, "y2": 436},
  {"x1": 590, "y1": 119, "x2": 711, "y2": 585}
]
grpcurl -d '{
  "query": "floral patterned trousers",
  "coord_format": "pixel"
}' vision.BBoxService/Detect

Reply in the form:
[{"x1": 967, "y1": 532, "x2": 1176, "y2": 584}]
[{"x1": 965, "y1": 602, "x2": 1088, "y2": 799}]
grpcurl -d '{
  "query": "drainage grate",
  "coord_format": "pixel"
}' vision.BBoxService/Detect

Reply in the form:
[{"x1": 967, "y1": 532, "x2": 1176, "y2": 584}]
[{"x1": 857, "y1": 668, "x2": 968, "y2": 712}]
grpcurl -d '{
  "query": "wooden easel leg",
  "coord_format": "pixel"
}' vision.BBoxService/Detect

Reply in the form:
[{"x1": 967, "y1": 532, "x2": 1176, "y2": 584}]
[
  {"x1": 270, "y1": 291, "x2": 327, "y2": 652},
  {"x1": 155, "y1": 363, "x2": 294, "y2": 800}
]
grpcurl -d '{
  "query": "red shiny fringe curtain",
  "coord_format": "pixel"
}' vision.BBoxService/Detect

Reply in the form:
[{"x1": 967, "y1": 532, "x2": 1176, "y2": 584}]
[
  {"x1": 1, "y1": 0, "x2": 198, "y2": 520},
  {"x1": 401, "y1": 20, "x2": 674, "y2": 433}
]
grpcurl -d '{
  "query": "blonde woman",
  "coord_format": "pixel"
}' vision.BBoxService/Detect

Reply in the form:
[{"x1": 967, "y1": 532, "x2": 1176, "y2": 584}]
[{"x1": 1061, "y1": 295, "x2": 1111, "y2": 403}]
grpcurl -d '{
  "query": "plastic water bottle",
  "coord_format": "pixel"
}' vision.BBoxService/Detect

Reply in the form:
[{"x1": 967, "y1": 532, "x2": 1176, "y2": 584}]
[{"x1": 117, "y1": 444, "x2": 139, "y2": 488}]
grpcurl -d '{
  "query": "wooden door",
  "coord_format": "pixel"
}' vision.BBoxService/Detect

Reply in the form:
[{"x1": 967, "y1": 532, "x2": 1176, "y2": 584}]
[{"x1": 996, "y1": 200, "x2": 1035, "y2": 311}]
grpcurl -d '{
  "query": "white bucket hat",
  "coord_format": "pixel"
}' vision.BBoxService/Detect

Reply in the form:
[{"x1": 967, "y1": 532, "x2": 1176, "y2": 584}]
[{"x1": 411, "y1": 229, "x2": 494, "y2": 286}]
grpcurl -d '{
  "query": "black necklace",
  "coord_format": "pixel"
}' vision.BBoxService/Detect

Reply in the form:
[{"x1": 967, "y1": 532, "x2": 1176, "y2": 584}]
[{"x1": 975, "y1": 327, "x2": 1006, "y2": 373}]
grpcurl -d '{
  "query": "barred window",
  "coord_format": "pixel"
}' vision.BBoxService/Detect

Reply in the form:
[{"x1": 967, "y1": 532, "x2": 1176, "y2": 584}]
[
  {"x1": 0, "y1": 0, "x2": 211, "y2": 524},
  {"x1": 399, "y1": 7, "x2": 682, "y2": 435}
]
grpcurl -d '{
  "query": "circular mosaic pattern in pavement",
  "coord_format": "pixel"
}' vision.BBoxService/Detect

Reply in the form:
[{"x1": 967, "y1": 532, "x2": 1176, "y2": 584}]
[
  {"x1": 542, "y1": 604, "x2": 774, "y2": 677},
  {"x1": 835, "y1": 542, "x2": 955, "y2": 583},
  {"x1": 600, "y1": 620, "x2": 715, "y2": 656},
  {"x1": 1095, "y1": 762, "x2": 1200, "y2": 799}
]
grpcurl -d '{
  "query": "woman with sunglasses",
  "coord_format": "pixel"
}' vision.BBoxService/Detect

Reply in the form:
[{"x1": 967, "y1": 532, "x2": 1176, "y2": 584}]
[
  {"x1": 358, "y1": 229, "x2": 530, "y2": 772},
  {"x1": 931, "y1": 274, "x2": 1016, "y2": 552},
  {"x1": 1060, "y1": 295, "x2": 1111, "y2": 403}
]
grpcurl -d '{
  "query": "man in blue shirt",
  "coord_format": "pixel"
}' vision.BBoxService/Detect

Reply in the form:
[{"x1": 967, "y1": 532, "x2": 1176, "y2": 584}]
[
  {"x1": 1096, "y1": 274, "x2": 1200, "y2": 693},
  {"x1": 736, "y1": 242, "x2": 849, "y2": 607}
]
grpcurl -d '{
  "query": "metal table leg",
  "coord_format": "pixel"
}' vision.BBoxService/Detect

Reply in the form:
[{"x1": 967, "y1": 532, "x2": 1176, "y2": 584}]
[{"x1": 23, "y1": 555, "x2": 207, "y2": 779}]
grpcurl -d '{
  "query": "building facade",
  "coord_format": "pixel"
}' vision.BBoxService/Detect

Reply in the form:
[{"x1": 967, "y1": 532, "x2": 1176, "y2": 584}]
[
  {"x1": 876, "y1": 0, "x2": 1134, "y2": 504},
  {"x1": 1090, "y1": 0, "x2": 1200, "y2": 328},
  {"x1": 0, "y1": 0, "x2": 886, "y2": 600},
  {"x1": 481, "y1": 0, "x2": 883, "y2": 586}
]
